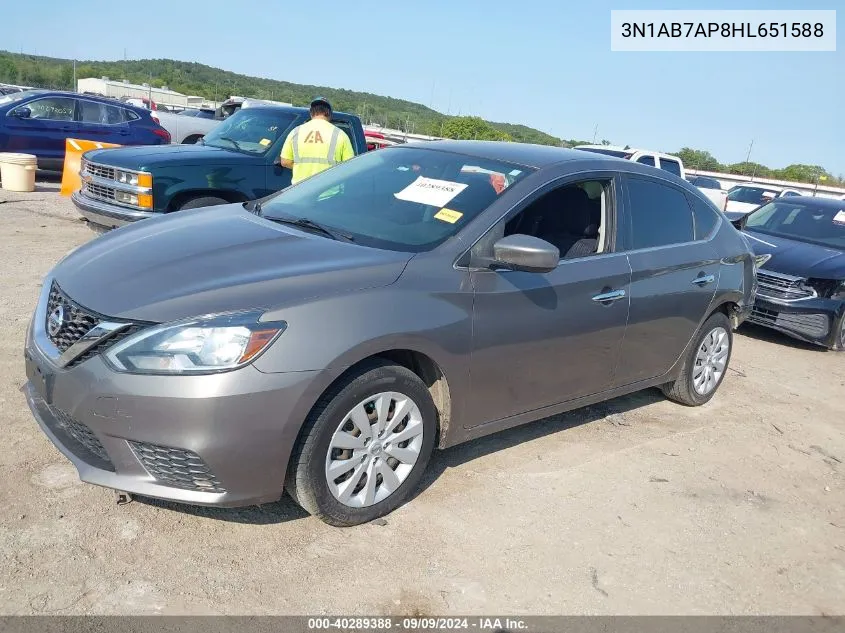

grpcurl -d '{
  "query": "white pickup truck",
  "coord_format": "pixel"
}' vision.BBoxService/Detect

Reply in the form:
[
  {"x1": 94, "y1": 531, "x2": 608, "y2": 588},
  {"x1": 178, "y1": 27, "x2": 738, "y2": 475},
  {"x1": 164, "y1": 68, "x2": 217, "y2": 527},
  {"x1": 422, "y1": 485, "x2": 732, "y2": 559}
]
[
  {"x1": 574, "y1": 145, "x2": 686, "y2": 178},
  {"x1": 686, "y1": 175, "x2": 728, "y2": 211}
]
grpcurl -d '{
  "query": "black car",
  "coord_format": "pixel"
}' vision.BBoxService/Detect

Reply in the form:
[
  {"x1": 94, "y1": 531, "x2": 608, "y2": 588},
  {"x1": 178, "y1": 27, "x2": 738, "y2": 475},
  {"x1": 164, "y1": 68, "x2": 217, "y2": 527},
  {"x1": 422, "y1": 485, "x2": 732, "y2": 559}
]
[{"x1": 734, "y1": 196, "x2": 845, "y2": 350}]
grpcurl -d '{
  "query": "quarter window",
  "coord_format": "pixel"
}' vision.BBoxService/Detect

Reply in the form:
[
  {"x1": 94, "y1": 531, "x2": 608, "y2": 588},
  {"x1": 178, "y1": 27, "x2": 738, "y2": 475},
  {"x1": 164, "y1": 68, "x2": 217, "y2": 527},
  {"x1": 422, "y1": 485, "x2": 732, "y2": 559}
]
[
  {"x1": 25, "y1": 97, "x2": 75, "y2": 121},
  {"x1": 636, "y1": 155, "x2": 655, "y2": 167},
  {"x1": 659, "y1": 158, "x2": 682, "y2": 177},
  {"x1": 626, "y1": 177, "x2": 694, "y2": 249},
  {"x1": 689, "y1": 195, "x2": 719, "y2": 240}
]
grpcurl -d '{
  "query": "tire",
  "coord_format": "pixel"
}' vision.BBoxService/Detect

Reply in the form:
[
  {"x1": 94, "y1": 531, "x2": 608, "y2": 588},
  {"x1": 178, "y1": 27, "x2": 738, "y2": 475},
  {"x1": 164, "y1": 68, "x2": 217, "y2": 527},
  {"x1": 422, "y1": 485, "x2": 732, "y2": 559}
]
[
  {"x1": 661, "y1": 311, "x2": 733, "y2": 407},
  {"x1": 178, "y1": 196, "x2": 229, "y2": 211},
  {"x1": 832, "y1": 314, "x2": 845, "y2": 352},
  {"x1": 182, "y1": 135, "x2": 203, "y2": 145},
  {"x1": 286, "y1": 359, "x2": 437, "y2": 527}
]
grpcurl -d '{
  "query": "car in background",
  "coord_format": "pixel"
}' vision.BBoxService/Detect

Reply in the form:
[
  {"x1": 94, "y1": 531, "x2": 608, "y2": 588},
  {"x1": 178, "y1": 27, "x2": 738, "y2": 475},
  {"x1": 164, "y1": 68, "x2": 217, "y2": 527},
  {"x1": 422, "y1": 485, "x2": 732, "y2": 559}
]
[
  {"x1": 26, "y1": 141, "x2": 755, "y2": 525},
  {"x1": 71, "y1": 104, "x2": 367, "y2": 227},
  {"x1": 120, "y1": 96, "x2": 157, "y2": 111},
  {"x1": 574, "y1": 145, "x2": 686, "y2": 179},
  {"x1": 0, "y1": 84, "x2": 25, "y2": 96},
  {"x1": 0, "y1": 90, "x2": 170, "y2": 170},
  {"x1": 177, "y1": 108, "x2": 217, "y2": 120},
  {"x1": 725, "y1": 183, "x2": 804, "y2": 219},
  {"x1": 734, "y1": 196, "x2": 845, "y2": 350},
  {"x1": 687, "y1": 175, "x2": 728, "y2": 211}
]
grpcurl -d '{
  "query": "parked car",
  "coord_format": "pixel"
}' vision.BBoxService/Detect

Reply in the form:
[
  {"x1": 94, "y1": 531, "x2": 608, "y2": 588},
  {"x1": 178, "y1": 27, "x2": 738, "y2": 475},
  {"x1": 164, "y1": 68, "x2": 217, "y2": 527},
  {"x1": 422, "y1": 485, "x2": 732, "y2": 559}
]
[
  {"x1": 687, "y1": 175, "x2": 728, "y2": 211},
  {"x1": 0, "y1": 90, "x2": 170, "y2": 170},
  {"x1": 725, "y1": 183, "x2": 804, "y2": 219},
  {"x1": 574, "y1": 145, "x2": 686, "y2": 179},
  {"x1": 71, "y1": 105, "x2": 367, "y2": 228},
  {"x1": 177, "y1": 108, "x2": 217, "y2": 120},
  {"x1": 733, "y1": 196, "x2": 845, "y2": 350},
  {"x1": 25, "y1": 141, "x2": 756, "y2": 525},
  {"x1": 152, "y1": 107, "x2": 223, "y2": 144}
]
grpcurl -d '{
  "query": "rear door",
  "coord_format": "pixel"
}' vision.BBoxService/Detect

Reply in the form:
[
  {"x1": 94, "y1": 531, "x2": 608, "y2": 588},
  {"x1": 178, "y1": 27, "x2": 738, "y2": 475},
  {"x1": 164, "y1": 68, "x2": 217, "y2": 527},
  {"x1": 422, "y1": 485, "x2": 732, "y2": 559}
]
[
  {"x1": 4, "y1": 95, "x2": 77, "y2": 168},
  {"x1": 614, "y1": 174, "x2": 720, "y2": 386},
  {"x1": 75, "y1": 99, "x2": 132, "y2": 145}
]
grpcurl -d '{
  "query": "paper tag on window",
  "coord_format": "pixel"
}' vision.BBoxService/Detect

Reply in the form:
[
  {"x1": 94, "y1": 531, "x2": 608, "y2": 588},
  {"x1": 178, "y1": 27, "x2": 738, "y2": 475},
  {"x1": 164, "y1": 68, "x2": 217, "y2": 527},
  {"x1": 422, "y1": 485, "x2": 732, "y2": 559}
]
[
  {"x1": 433, "y1": 208, "x2": 464, "y2": 224},
  {"x1": 394, "y1": 176, "x2": 468, "y2": 207},
  {"x1": 259, "y1": 138, "x2": 272, "y2": 147},
  {"x1": 833, "y1": 210, "x2": 845, "y2": 225}
]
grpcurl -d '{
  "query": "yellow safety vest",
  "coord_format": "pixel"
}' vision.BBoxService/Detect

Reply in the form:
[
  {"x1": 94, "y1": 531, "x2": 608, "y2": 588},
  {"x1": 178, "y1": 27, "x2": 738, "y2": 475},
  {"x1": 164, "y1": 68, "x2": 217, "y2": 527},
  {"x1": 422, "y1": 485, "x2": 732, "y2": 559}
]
[{"x1": 284, "y1": 118, "x2": 351, "y2": 184}]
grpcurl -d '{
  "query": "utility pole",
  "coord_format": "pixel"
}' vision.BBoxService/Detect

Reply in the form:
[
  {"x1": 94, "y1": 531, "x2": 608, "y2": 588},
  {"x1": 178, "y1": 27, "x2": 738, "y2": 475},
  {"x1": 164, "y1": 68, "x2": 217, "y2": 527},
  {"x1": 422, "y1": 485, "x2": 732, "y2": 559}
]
[
  {"x1": 72, "y1": 59, "x2": 76, "y2": 91},
  {"x1": 592, "y1": 124, "x2": 599, "y2": 144},
  {"x1": 744, "y1": 139, "x2": 754, "y2": 178}
]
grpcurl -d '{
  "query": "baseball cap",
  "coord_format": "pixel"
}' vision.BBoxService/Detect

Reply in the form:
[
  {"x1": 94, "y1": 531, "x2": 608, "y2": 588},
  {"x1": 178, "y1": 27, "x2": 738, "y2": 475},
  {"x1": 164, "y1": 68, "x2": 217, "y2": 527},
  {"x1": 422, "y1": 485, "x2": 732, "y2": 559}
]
[{"x1": 310, "y1": 96, "x2": 332, "y2": 111}]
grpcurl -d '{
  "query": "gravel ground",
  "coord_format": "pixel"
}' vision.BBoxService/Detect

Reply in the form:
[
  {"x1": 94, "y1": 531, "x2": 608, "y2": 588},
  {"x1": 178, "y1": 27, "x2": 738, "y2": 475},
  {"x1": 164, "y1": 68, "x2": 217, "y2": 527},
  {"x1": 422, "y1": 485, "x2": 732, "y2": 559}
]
[{"x1": 0, "y1": 182, "x2": 843, "y2": 616}]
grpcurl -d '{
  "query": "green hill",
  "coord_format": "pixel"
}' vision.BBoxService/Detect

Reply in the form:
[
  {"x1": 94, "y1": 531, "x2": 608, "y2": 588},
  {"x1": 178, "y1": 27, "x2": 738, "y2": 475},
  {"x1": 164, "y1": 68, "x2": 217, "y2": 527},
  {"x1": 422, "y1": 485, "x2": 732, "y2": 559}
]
[{"x1": 0, "y1": 51, "x2": 563, "y2": 145}]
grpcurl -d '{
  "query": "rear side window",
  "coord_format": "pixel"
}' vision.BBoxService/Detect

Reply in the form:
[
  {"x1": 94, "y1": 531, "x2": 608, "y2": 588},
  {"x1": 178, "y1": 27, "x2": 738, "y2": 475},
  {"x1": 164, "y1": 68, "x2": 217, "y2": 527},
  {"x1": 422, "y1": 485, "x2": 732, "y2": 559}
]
[
  {"x1": 78, "y1": 101, "x2": 135, "y2": 124},
  {"x1": 626, "y1": 177, "x2": 694, "y2": 249},
  {"x1": 659, "y1": 158, "x2": 682, "y2": 177},
  {"x1": 636, "y1": 155, "x2": 655, "y2": 167},
  {"x1": 689, "y1": 195, "x2": 720, "y2": 239}
]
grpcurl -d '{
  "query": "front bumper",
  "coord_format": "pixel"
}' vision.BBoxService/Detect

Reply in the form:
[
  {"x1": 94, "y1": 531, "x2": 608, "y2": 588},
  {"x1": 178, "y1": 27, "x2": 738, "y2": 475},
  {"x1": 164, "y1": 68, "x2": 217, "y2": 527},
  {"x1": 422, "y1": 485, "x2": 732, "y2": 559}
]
[
  {"x1": 72, "y1": 191, "x2": 160, "y2": 228},
  {"x1": 24, "y1": 325, "x2": 325, "y2": 507},
  {"x1": 748, "y1": 294, "x2": 845, "y2": 350}
]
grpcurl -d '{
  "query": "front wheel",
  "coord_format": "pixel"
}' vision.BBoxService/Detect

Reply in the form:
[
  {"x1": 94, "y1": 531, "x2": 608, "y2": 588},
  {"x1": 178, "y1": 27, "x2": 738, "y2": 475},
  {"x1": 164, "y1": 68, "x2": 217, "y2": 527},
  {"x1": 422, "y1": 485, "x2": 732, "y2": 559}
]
[
  {"x1": 662, "y1": 311, "x2": 733, "y2": 406},
  {"x1": 286, "y1": 360, "x2": 437, "y2": 526}
]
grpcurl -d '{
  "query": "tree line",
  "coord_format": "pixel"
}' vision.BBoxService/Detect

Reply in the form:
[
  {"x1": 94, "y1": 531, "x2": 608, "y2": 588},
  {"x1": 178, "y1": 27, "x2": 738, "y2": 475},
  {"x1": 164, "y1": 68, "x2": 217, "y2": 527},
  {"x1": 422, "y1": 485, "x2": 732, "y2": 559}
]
[{"x1": 1, "y1": 51, "x2": 840, "y2": 186}]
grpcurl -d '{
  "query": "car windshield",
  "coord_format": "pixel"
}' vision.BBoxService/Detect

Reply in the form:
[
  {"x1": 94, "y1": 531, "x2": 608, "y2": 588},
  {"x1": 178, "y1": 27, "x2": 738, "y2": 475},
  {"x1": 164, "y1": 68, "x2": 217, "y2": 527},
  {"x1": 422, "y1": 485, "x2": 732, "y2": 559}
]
[
  {"x1": 202, "y1": 109, "x2": 298, "y2": 155},
  {"x1": 745, "y1": 200, "x2": 845, "y2": 250},
  {"x1": 260, "y1": 146, "x2": 534, "y2": 253},
  {"x1": 0, "y1": 89, "x2": 44, "y2": 106},
  {"x1": 728, "y1": 186, "x2": 776, "y2": 204}
]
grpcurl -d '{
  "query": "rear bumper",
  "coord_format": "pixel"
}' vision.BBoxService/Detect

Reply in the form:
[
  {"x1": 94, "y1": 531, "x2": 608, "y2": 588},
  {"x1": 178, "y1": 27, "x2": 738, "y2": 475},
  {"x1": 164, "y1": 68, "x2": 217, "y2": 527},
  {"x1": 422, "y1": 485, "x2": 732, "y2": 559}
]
[
  {"x1": 748, "y1": 295, "x2": 845, "y2": 349},
  {"x1": 72, "y1": 191, "x2": 160, "y2": 228}
]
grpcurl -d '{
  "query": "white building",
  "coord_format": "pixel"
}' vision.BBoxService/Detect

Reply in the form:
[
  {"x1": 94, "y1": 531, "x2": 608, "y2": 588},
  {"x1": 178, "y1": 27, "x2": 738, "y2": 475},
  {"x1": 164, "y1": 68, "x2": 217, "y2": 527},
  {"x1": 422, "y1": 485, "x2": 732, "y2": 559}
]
[{"x1": 76, "y1": 77, "x2": 204, "y2": 109}]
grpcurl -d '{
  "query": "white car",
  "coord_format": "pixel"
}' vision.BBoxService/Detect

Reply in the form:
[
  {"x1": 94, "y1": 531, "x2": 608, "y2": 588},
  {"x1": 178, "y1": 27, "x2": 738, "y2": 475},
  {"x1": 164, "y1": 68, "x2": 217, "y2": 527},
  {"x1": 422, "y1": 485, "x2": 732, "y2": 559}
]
[
  {"x1": 574, "y1": 145, "x2": 685, "y2": 179},
  {"x1": 687, "y1": 175, "x2": 728, "y2": 211},
  {"x1": 724, "y1": 183, "x2": 804, "y2": 219}
]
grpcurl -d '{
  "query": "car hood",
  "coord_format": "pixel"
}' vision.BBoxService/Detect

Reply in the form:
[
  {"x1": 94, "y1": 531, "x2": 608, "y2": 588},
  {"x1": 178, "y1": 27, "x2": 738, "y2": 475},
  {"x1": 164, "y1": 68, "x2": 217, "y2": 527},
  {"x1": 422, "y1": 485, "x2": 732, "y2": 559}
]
[
  {"x1": 743, "y1": 229, "x2": 845, "y2": 279},
  {"x1": 84, "y1": 144, "x2": 263, "y2": 170},
  {"x1": 725, "y1": 200, "x2": 759, "y2": 214},
  {"x1": 51, "y1": 204, "x2": 413, "y2": 322}
]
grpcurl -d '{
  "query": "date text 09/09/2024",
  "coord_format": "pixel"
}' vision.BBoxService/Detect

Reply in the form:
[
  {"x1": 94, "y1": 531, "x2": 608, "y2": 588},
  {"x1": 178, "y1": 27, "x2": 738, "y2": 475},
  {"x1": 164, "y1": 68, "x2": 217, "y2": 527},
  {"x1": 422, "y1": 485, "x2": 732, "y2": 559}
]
[
  {"x1": 621, "y1": 22, "x2": 824, "y2": 39},
  {"x1": 307, "y1": 617, "x2": 528, "y2": 630}
]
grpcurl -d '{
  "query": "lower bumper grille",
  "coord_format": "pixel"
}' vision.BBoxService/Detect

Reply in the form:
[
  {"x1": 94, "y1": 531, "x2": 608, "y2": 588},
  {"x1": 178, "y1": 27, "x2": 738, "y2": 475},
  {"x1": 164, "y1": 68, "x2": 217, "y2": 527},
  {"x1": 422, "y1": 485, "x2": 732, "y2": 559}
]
[
  {"x1": 751, "y1": 307, "x2": 830, "y2": 339},
  {"x1": 129, "y1": 441, "x2": 226, "y2": 493},
  {"x1": 38, "y1": 397, "x2": 115, "y2": 470}
]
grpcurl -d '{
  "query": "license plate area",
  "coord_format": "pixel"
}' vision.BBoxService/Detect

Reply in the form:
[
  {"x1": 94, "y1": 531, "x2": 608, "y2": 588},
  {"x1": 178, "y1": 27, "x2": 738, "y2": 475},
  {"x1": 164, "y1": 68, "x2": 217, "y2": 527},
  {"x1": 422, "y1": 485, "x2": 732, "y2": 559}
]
[{"x1": 25, "y1": 350, "x2": 54, "y2": 404}]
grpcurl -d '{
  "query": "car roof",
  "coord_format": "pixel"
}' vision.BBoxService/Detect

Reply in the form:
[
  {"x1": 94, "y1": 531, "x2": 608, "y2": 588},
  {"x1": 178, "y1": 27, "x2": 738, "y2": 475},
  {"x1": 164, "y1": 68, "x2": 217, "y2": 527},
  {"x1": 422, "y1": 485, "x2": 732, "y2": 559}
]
[{"x1": 769, "y1": 195, "x2": 845, "y2": 208}]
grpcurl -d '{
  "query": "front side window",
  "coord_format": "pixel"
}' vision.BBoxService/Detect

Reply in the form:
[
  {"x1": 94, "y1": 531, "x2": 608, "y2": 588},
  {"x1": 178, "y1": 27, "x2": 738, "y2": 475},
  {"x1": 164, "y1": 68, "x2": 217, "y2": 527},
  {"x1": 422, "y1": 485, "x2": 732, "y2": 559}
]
[
  {"x1": 659, "y1": 158, "x2": 682, "y2": 177},
  {"x1": 626, "y1": 177, "x2": 694, "y2": 249},
  {"x1": 24, "y1": 97, "x2": 75, "y2": 121},
  {"x1": 261, "y1": 146, "x2": 533, "y2": 253},
  {"x1": 745, "y1": 201, "x2": 845, "y2": 249},
  {"x1": 202, "y1": 109, "x2": 298, "y2": 155}
]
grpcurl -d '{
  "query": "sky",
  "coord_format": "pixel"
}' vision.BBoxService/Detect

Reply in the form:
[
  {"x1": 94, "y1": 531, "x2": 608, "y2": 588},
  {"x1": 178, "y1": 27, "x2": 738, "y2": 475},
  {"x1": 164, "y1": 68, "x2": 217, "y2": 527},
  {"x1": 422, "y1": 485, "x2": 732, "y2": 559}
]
[{"x1": 3, "y1": 0, "x2": 843, "y2": 174}]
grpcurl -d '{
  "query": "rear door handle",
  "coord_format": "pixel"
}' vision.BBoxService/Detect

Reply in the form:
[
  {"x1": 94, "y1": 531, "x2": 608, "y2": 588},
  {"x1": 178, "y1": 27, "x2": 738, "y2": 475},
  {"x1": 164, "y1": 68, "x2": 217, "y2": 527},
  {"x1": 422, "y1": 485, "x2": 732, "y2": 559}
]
[
  {"x1": 592, "y1": 289, "x2": 626, "y2": 303},
  {"x1": 692, "y1": 274, "x2": 716, "y2": 286}
]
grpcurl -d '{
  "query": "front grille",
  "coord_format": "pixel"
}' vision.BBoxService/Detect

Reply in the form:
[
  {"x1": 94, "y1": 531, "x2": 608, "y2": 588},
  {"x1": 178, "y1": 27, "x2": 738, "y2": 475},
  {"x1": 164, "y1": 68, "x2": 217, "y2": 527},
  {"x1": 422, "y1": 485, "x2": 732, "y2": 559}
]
[
  {"x1": 756, "y1": 270, "x2": 816, "y2": 302},
  {"x1": 85, "y1": 161, "x2": 116, "y2": 181},
  {"x1": 70, "y1": 324, "x2": 143, "y2": 366},
  {"x1": 129, "y1": 441, "x2": 226, "y2": 493},
  {"x1": 751, "y1": 307, "x2": 830, "y2": 339},
  {"x1": 46, "y1": 282, "x2": 100, "y2": 353},
  {"x1": 84, "y1": 181, "x2": 117, "y2": 202}
]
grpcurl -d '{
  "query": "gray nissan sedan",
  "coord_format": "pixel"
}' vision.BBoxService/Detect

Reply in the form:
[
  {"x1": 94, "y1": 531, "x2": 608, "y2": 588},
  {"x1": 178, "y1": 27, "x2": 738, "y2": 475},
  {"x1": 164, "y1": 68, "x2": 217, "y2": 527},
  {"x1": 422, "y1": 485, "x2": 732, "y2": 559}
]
[{"x1": 24, "y1": 141, "x2": 756, "y2": 526}]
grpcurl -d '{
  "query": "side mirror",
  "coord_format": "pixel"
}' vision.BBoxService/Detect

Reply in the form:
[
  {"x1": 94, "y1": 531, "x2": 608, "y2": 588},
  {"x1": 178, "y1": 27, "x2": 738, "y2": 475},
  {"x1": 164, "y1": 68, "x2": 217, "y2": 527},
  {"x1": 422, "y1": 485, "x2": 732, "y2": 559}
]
[
  {"x1": 491, "y1": 234, "x2": 559, "y2": 273},
  {"x1": 11, "y1": 106, "x2": 31, "y2": 119}
]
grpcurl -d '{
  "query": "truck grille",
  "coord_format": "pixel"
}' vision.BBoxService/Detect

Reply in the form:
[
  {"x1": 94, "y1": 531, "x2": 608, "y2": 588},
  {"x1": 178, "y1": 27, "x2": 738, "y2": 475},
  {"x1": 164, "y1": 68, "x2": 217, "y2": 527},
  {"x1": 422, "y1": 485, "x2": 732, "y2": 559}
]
[
  {"x1": 756, "y1": 270, "x2": 816, "y2": 302},
  {"x1": 129, "y1": 442, "x2": 226, "y2": 493},
  {"x1": 84, "y1": 161, "x2": 116, "y2": 181},
  {"x1": 750, "y1": 307, "x2": 830, "y2": 339},
  {"x1": 83, "y1": 181, "x2": 117, "y2": 202},
  {"x1": 46, "y1": 282, "x2": 100, "y2": 353}
]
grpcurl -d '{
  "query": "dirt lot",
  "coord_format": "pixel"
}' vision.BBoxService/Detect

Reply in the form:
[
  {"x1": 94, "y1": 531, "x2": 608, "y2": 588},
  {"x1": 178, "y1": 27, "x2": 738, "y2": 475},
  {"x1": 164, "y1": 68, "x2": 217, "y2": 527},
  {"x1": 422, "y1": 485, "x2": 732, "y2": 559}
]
[{"x1": 0, "y1": 182, "x2": 843, "y2": 616}]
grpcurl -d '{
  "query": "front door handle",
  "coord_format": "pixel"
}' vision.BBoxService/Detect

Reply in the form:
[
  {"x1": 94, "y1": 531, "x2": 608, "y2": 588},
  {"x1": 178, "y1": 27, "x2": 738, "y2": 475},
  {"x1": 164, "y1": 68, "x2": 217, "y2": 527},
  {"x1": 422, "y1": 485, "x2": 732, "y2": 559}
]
[
  {"x1": 692, "y1": 274, "x2": 716, "y2": 286},
  {"x1": 592, "y1": 289, "x2": 626, "y2": 303}
]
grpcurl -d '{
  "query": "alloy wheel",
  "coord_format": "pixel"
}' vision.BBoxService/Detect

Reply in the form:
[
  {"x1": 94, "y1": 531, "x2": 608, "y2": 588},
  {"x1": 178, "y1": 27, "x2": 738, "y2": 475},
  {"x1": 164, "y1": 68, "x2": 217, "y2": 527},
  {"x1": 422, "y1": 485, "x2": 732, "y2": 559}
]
[
  {"x1": 325, "y1": 391, "x2": 425, "y2": 508},
  {"x1": 693, "y1": 326, "x2": 730, "y2": 396}
]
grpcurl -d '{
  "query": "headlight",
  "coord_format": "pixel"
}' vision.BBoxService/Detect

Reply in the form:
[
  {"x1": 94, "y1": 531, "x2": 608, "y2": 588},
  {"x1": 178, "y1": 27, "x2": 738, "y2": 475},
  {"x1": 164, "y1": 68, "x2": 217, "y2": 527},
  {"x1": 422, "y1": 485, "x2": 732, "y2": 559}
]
[
  {"x1": 115, "y1": 170, "x2": 139, "y2": 186},
  {"x1": 104, "y1": 311, "x2": 286, "y2": 375}
]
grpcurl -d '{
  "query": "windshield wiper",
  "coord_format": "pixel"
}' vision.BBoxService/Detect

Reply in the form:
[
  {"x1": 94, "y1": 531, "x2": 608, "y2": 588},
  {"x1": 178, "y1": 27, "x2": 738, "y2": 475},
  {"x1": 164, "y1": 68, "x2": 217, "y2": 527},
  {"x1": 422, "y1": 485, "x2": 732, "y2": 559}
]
[
  {"x1": 217, "y1": 136, "x2": 243, "y2": 150},
  {"x1": 266, "y1": 215, "x2": 354, "y2": 242}
]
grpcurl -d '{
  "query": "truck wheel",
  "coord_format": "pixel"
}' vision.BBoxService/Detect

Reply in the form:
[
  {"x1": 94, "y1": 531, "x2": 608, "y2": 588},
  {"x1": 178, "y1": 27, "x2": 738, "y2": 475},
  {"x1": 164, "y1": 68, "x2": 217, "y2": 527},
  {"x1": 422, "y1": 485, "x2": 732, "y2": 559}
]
[
  {"x1": 178, "y1": 196, "x2": 229, "y2": 211},
  {"x1": 286, "y1": 359, "x2": 437, "y2": 527},
  {"x1": 661, "y1": 311, "x2": 733, "y2": 407}
]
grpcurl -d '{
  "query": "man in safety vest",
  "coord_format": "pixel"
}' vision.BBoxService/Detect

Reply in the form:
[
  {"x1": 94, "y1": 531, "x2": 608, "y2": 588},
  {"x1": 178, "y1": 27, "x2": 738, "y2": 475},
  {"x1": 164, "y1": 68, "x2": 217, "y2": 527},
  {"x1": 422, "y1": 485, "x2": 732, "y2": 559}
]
[{"x1": 280, "y1": 97, "x2": 355, "y2": 184}]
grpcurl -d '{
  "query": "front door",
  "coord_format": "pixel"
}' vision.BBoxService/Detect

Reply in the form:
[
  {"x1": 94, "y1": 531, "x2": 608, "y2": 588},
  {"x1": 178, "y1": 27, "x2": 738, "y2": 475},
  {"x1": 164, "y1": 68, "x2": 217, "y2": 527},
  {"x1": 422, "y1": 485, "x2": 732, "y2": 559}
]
[
  {"x1": 465, "y1": 175, "x2": 631, "y2": 428},
  {"x1": 614, "y1": 175, "x2": 721, "y2": 386}
]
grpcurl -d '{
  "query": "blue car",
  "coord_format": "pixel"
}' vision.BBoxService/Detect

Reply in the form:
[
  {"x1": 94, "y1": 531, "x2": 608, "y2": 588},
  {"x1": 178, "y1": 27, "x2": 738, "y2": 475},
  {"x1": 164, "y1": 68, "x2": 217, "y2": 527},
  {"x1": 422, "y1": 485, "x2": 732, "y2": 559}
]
[{"x1": 0, "y1": 90, "x2": 171, "y2": 170}]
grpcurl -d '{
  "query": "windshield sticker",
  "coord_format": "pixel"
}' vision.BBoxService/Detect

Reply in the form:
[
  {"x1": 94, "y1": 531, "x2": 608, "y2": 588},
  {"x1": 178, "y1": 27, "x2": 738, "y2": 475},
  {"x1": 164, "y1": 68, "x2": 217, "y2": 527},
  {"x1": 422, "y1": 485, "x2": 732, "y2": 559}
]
[
  {"x1": 833, "y1": 210, "x2": 845, "y2": 225},
  {"x1": 433, "y1": 208, "x2": 464, "y2": 224},
  {"x1": 394, "y1": 176, "x2": 468, "y2": 207},
  {"x1": 509, "y1": 169, "x2": 522, "y2": 176},
  {"x1": 259, "y1": 138, "x2": 272, "y2": 147}
]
